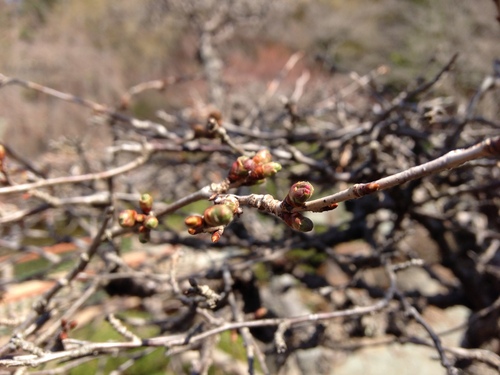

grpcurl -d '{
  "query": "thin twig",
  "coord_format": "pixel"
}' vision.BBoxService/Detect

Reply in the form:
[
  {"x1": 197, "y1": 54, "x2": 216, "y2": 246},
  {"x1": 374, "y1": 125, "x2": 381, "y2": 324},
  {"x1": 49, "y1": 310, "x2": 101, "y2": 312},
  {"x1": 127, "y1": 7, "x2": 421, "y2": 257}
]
[
  {"x1": 0, "y1": 148, "x2": 153, "y2": 195},
  {"x1": 398, "y1": 292, "x2": 459, "y2": 375}
]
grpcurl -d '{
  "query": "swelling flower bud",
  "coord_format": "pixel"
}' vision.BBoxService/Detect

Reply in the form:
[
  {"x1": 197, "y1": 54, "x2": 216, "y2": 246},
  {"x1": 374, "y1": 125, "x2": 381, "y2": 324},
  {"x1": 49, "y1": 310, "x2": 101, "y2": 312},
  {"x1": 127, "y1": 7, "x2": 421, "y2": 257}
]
[
  {"x1": 261, "y1": 162, "x2": 282, "y2": 177},
  {"x1": 188, "y1": 227, "x2": 203, "y2": 235},
  {"x1": 144, "y1": 216, "x2": 159, "y2": 230},
  {"x1": 118, "y1": 210, "x2": 137, "y2": 227},
  {"x1": 287, "y1": 181, "x2": 314, "y2": 206},
  {"x1": 203, "y1": 204, "x2": 234, "y2": 227},
  {"x1": 185, "y1": 215, "x2": 204, "y2": 228},
  {"x1": 139, "y1": 194, "x2": 153, "y2": 214},
  {"x1": 228, "y1": 156, "x2": 251, "y2": 182},
  {"x1": 252, "y1": 149, "x2": 272, "y2": 165}
]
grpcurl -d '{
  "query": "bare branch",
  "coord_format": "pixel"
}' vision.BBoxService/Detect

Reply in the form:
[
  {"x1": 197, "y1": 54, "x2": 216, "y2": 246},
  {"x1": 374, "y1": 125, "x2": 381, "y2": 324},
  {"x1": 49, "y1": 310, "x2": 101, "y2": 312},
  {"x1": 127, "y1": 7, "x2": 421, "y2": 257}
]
[{"x1": 301, "y1": 136, "x2": 500, "y2": 212}]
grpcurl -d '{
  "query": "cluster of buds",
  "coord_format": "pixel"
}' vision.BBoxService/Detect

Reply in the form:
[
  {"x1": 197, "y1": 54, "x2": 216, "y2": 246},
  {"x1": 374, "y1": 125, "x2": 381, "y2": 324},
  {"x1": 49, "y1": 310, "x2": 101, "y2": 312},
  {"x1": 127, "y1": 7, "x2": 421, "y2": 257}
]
[
  {"x1": 281, "y1": 181, "x2": 316, "y2": 232},
  {"x1": 185, "y1": 195, "x2": 240, "y2": 243},
  {"x1": 58, "y1": 318, "x2": 77, "y2": 341},
  {"x1": 118, "y1": 193, "x2": 159, "y2": 243},
  {"x1": 227, "y1": 149, "x2": 282, "y2": 185}
]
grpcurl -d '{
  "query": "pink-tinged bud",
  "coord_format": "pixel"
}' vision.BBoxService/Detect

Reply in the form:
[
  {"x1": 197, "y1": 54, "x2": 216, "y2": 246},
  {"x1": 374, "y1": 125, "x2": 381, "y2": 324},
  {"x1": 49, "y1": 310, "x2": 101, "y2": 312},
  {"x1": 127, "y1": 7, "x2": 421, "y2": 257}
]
[
  {"x1": 290, "y1": 213, "x2": 314, "y2": 232},
  {"x1": 139, "y1": 194, "x2": 153, "y2": 214},
  {"x1": 228, "y1": 156, "x2": 251, "y2": 182},
  {"x1": 287, "y1": 181, "x2": 314, "y2": 206},
  {"x1": 185, "y1": 215, "x2": 204, "y2": 228},
  {"x1": 118, "y1": 210, "x2": 137, "y2": 227},
  {"x1": 252, "y1": 149, "x2": 272, "y2": 165},
  {"x1": 242, "y1": 157, "x2": 256, "y2": 171},
  {"x1": 203, "y1": 204, "x2": 234, "y2": 227},
  {"x1": 144, "y1": 216, "x2": 159, "y2": 230},
  {"x1": 261, "y1": 162, "x2": 281, "y2": 178},
  {"x1": 135, "y1": 213, "x2": 145, "y2": 223}
]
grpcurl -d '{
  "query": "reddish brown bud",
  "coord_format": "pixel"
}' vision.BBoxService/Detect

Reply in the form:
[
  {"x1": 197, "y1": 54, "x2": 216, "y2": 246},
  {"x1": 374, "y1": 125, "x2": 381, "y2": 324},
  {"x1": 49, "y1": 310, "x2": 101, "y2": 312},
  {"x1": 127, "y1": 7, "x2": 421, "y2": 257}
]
[
  {"x1": 144, "y1": 216, "x2": 159, "y2": 230},
  {"x1": 252, "y1": 149, "x2": 272, "y2": 165},
  {"x1": 139, "y1": 193, "x2": 153, "y2": 214},
  {"x1": 249, "y1": 164, "x2": 264, "y2": 180},
  {"x1": 118, "y1": 210, "x2": 137, "y2": 227},
  {"x1": 287, "y1": 181, "x2": 314, "y2": 206},
  {"x1": 290, "y1": 213, "x2": 314, "y2": 232},
  {"x1": 203, "y1": 204, "x2": 234, "y2": 227},
  {"x1": 254, "y1": 307, "x2": 268, "y2": 319},
  {"x1": 242, "y1": 157, "x2": 256, "y2": 171},
  {"x1": 211, "y1": 231, "x2": 222, "y2": 243},
  {"x1": 228, "y1": 156, "x2": 251, "y2": 182},
  {"x1": 185, "y1": 215, "x2": 204, "y2": 228},
  {"x1": 0, "y1": 144, "x2": 5, "y2": 162},
  {"x1": 208, "y1": 110, "x2": 222, "y2": 125}
]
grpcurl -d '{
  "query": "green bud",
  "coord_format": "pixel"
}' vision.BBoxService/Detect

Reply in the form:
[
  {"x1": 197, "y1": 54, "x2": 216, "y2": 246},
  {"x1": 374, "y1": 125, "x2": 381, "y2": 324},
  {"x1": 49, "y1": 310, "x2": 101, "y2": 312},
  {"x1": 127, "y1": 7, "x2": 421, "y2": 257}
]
[
  {"x1": 261, "y1": 162, "x2": 282, "y2": 177},
  {"x1": 203, "y1": 204, "x2": 234, "y2": 227},
  {"x1": 139, "y1": 194, "x2": 153, "y2": 214},
  {"x1": 221, "y1": 196, "x2": 240, "y2": 213},
  {"x1": 118, "y1": 210, "x2": 137, "y2": 227},
  {"x1": 144, "y1": 216, "x2": 159, "y2": 230}
]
